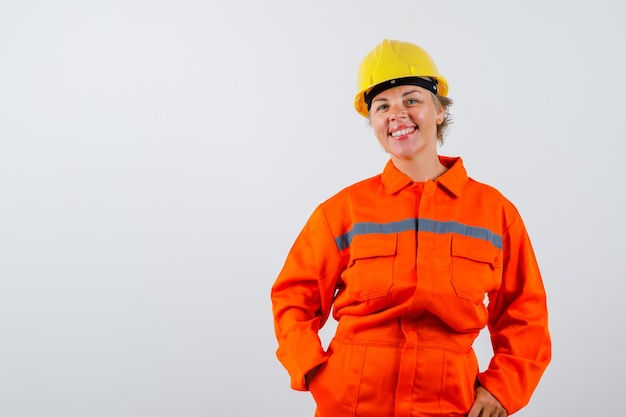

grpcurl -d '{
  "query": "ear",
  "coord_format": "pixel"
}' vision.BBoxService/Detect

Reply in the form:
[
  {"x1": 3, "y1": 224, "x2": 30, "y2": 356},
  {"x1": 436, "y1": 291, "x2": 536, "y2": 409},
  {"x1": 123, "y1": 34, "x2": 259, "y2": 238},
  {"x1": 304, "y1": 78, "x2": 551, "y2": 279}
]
[
  {"x1": 432, "y1": 94, "x2": 445, "y2": 124},
  {"x1": 436, "y1": 106, "x2": 445, "y2": 125}
]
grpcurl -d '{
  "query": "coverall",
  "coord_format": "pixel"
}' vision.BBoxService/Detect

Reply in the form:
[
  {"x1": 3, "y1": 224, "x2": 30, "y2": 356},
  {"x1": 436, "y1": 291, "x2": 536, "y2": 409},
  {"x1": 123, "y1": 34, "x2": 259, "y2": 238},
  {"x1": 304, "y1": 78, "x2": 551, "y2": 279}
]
[{"x1": 271, "y1": 156, "x2": 551, "y2": 417}]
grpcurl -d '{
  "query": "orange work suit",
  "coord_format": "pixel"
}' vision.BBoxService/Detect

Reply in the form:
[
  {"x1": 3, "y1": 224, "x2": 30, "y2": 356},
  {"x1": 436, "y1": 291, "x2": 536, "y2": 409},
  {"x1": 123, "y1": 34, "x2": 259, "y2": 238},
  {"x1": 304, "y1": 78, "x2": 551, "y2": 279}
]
[{"x1": 271, "y1": 156, "x2": 551, "y2": 417}]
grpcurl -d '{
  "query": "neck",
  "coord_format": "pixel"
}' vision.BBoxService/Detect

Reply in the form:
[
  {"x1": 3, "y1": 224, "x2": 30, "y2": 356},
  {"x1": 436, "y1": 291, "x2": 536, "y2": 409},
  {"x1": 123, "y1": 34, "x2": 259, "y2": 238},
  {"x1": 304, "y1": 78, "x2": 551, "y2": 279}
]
[{"x1": 391, "y1": 154, "x2": 447, "y2": 182}]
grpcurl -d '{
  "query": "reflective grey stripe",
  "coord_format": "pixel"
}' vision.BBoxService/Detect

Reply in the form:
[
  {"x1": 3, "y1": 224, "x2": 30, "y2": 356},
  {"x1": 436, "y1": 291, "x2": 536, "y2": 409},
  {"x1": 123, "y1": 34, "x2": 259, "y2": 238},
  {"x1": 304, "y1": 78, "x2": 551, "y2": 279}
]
[
  {"x1": 419, "y1": 219, "x2": 502, "y2": 249},
  {"x1": 335, "y1": 218, "x2": 502, "y2": 251},
  {"x1": 335, "y1": 219, "x2": 417, "y2": 251}
]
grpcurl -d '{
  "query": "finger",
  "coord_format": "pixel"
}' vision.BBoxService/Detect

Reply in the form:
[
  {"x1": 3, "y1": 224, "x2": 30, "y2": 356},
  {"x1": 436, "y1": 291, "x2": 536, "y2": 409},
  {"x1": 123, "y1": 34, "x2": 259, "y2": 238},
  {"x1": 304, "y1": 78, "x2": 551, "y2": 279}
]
[{"x1": 466, "y1": 403, "x2": 481, "y2": 417}]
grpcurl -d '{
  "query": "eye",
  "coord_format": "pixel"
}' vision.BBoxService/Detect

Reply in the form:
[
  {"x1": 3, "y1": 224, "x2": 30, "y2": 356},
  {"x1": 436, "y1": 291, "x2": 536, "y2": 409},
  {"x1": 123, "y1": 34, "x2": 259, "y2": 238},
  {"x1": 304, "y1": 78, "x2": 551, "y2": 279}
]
[
  {"x1": 375, "y1": 103, "x2": 389, "y2": 112},
  {"x1": 406, "y1": 98, "x2": 420, "y2": 105}
]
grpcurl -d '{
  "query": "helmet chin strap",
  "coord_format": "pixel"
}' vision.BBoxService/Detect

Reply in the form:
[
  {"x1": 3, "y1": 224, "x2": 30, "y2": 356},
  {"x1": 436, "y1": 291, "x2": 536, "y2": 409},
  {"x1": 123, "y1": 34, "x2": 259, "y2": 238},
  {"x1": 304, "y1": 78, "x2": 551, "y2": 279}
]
[{"x1": 365, "y1": 77, "x2": 439, "y2": 111}]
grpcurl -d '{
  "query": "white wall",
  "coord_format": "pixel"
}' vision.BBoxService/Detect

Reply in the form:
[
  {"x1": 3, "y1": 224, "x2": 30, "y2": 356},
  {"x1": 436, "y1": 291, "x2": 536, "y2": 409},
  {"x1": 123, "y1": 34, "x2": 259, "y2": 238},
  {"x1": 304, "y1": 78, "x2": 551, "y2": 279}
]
[{"x1": 1, "y1": 0, "x2": 624, "y2": 415}]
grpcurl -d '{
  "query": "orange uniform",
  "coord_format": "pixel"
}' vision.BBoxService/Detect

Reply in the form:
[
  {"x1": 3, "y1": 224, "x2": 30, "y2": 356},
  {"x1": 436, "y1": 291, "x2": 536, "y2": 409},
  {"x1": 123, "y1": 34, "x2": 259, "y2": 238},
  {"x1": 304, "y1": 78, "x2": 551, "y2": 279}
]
[{"x1": 271, "y1": 156, "x2": 551, "y2": 416}]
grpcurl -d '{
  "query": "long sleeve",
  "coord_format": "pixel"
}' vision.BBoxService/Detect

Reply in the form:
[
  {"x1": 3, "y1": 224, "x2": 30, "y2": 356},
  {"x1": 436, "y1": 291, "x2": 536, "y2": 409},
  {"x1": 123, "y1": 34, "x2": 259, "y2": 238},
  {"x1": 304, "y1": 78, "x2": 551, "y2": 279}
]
[
  {"x1": 271, "y1": 206, "x2": 344, "y2": 391},
  {"x1": 478, "y1": 214, "x2": 552, "y2": 414}
]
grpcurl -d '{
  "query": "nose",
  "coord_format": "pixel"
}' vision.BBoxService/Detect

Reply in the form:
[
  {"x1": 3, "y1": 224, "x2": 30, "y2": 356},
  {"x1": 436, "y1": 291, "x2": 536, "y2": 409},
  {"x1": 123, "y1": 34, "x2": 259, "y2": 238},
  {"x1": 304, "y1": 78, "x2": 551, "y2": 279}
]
[{"x1": 388, "y1": 103, "x2": 407, "y2": 121}]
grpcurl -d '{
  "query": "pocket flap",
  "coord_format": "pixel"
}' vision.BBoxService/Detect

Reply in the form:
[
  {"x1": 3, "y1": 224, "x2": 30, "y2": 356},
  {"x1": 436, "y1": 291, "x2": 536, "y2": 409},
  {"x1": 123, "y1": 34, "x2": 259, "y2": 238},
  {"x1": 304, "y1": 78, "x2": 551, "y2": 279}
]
[
  {"x1": 451, "y1": 234, "x2": 501, "y2": 267},
  {"x1": 350, "y1": 233, "x2": 397, "y2": 261}
]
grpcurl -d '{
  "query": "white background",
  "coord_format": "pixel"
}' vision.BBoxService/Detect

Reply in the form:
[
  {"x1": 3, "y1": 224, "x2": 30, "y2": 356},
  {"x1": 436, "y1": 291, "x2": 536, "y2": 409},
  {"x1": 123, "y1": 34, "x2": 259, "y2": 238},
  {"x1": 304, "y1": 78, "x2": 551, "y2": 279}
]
[{"x1": 1, "y1": 0, "x2": 625, "y2": 415}]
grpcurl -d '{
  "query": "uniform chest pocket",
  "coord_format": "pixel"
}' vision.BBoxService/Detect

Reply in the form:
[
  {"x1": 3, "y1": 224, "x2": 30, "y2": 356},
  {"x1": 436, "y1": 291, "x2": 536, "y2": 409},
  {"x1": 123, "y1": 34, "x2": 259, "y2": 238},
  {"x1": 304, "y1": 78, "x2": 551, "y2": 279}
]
[
  {"x1": 450, "y1": 234, "x2": 502, "y2": 304},
  {"x1": 345, "y1": 233, "x2": 397, "y2": 301}
]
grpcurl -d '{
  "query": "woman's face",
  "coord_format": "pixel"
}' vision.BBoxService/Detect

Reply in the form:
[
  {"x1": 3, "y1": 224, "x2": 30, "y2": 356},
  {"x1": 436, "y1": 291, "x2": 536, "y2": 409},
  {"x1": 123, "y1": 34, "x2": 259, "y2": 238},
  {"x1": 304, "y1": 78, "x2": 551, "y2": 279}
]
[{"x1": 369, "y1": 84, "x2": 444, "y2": 162}]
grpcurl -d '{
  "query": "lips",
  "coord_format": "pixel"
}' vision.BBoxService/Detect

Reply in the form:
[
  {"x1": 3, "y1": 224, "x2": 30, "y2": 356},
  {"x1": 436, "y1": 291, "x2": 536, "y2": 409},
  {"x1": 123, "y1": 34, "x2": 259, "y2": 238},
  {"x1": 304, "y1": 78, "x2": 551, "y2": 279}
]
[{"x1": 390, "y1": 126, "x2": 416, "y2": 138}]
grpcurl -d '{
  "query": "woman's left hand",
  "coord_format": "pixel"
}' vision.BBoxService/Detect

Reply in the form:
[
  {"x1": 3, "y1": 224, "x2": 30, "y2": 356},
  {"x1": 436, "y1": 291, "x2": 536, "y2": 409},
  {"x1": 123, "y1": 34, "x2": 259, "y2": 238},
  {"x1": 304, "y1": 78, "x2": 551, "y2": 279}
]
[{"x1": 467, "y1": 385, "x2": 507, "y2": 417}]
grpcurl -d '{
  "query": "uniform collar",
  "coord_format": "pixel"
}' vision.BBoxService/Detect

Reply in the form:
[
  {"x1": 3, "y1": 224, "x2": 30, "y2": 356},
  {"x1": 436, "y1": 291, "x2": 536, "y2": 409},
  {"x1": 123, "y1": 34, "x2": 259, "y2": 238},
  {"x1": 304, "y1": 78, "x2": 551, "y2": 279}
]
[{"x1": 382, "y1": 156, "x2": 468, "y2": 197}]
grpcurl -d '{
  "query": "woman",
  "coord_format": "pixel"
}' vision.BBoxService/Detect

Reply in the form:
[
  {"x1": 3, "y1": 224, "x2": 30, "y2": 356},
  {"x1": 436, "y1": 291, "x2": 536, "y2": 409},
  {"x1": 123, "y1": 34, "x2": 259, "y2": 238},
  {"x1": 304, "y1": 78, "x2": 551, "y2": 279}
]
[{"x1": 271, "y1": 39, "x2": 551, "y2": 417}]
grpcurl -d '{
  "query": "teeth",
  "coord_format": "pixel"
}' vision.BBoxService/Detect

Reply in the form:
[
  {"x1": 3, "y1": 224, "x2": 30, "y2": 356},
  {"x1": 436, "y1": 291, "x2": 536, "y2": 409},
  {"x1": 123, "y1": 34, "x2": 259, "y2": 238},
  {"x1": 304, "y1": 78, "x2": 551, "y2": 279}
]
[{"x1": 391, "y1": 128, "x2": 414, "y2": 137}]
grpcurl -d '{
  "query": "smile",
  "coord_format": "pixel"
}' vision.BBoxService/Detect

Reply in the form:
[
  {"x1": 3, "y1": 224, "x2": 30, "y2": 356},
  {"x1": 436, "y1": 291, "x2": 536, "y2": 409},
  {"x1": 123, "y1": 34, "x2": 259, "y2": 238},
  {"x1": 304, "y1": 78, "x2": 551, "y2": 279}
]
[{"x1": 390, "y1": 127, "x2": 415, "y2": 137}]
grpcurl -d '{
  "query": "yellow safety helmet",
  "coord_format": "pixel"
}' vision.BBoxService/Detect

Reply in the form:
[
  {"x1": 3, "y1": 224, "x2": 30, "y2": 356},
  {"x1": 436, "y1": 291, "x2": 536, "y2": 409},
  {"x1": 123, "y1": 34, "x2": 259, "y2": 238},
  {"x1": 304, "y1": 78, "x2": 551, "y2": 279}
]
[{"x1": 354, "y1": 39, "x2": 449, "y2": 117}]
